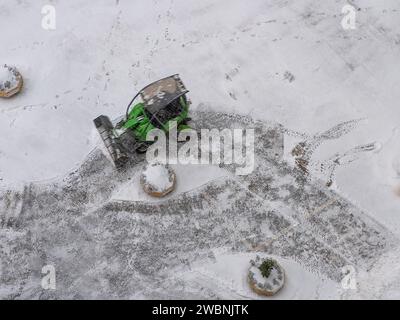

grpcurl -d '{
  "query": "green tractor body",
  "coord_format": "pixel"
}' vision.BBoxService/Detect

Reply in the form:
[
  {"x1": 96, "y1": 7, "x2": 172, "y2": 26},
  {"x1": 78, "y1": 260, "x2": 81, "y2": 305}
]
[{"x1": 93, "y1": 74, "x2": 191, "y2": 167}]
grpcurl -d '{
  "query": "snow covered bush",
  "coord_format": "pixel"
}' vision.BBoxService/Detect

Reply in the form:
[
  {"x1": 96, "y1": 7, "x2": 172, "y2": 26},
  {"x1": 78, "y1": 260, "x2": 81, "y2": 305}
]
[
  {"x1": 248, "y1": 256, "x2": 285, "y2": 297},
  {"x1": 259, "y1": 258, "x2": 277, "y2": 278}
]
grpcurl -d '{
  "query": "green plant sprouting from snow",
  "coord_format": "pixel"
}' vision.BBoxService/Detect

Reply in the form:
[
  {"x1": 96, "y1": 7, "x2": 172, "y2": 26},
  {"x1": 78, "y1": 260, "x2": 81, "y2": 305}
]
[{"x1": 259, "y1": 259, "x2": 276, "y2": 278}]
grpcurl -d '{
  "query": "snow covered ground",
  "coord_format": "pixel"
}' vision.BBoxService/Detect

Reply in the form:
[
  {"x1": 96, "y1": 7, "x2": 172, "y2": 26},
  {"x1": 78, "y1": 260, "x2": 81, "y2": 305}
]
[{"x1": 1, "y1": 0, "x2": 400, "y2": 299}]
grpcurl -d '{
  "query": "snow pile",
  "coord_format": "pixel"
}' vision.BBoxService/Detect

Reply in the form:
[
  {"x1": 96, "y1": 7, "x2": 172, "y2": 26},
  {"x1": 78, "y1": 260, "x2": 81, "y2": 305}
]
[
  {"x1": 0, "y1": 65, "x2": 19, "y2": 91},
  {"x1": 140, "y1": 163, "x2": 175, "y2": 196},
  {"x1": 342, "y1": 246, "x2": 400, "y2": 300}
]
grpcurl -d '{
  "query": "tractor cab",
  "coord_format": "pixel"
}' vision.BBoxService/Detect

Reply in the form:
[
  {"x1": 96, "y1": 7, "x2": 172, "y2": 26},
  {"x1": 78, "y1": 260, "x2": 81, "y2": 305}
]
[
  {"x1": 94, "y1": 75, "x2": 191, "y2": 168},
  {"x1": 139, "y1": 75, "x2": 189, "y2": 128}
]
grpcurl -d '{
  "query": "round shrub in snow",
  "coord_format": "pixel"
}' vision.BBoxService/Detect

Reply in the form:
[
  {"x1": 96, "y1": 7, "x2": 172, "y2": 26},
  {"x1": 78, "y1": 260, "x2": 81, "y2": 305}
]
[
  {"x1": 248, "y1": 256, "x2": 285, "y2": 296},
  {"x1": 140, "y1": 163, "x2": 176, "y2": 197},
  {"x1": 0, "y1": 65, "x2": 23, "y2": 98}
]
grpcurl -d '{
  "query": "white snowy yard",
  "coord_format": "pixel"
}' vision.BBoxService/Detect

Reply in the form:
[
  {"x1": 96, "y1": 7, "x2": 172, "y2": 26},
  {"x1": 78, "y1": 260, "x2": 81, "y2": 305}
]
[{"x1": 1, "y1": 0, "x2": 400, "y2": 299}]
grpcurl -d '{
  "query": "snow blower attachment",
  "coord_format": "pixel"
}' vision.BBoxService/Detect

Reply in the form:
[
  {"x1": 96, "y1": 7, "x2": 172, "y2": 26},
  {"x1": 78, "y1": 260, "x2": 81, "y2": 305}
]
[{"x1": 93, "y1": 74, "x2": 191, "y2": 168}]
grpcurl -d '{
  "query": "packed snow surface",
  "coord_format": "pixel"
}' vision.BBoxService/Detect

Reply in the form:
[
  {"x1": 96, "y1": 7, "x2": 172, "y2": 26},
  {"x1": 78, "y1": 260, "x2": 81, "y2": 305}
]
[
  {"x1": 1, "y1": 0, "x2": 400, "y2": 299},
  {"x1": 113, "y1": 163, "x2": 228, "y2": 202}
]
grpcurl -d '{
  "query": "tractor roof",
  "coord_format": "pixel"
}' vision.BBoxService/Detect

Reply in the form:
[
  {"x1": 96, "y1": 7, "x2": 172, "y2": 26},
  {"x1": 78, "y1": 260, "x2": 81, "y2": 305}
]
[{"x1": 139, "y1": 74, "x2": 188, "y2": 114}]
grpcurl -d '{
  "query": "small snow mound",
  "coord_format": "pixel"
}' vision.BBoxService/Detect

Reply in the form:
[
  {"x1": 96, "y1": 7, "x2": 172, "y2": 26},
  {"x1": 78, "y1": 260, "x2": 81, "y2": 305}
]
[
  {"x1": 140, "y1": 163, "x2": 175, "y2": 197},
  {"x1": 0, "y1": 65, "x2": 22, "y2": 97}
]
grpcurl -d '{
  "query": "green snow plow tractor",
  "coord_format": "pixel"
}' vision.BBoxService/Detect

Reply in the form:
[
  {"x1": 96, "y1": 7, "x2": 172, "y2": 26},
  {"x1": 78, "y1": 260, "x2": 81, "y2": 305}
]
[{"x1": 93, "y1": 74, "x2": 191, "y2": 168}]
